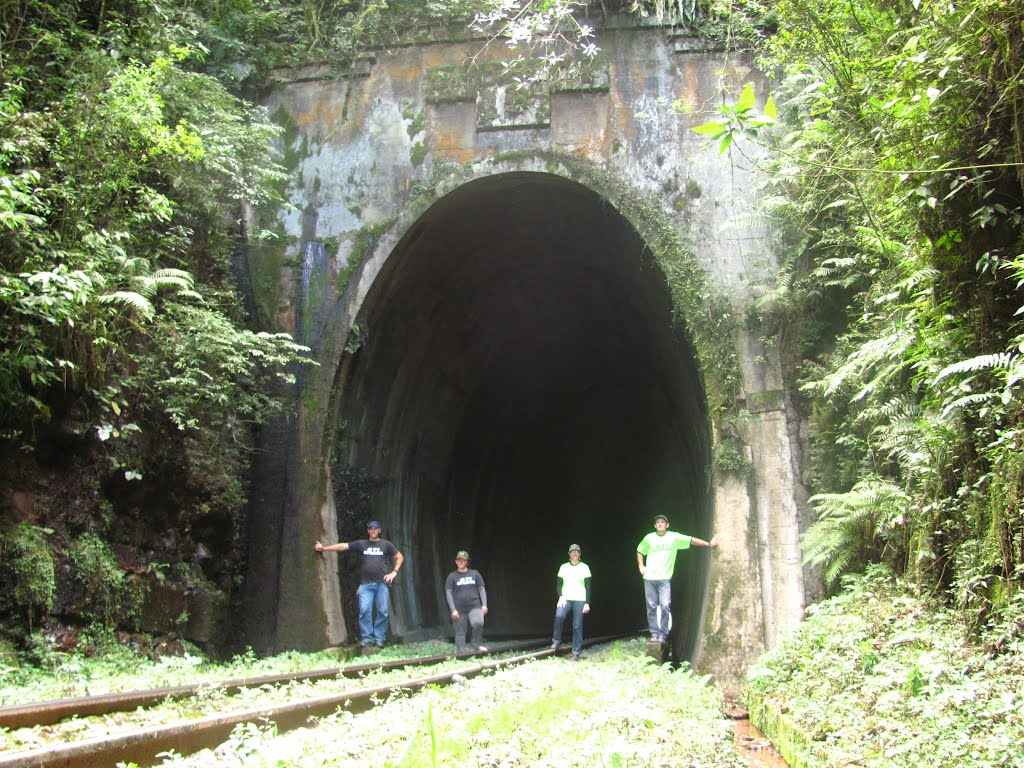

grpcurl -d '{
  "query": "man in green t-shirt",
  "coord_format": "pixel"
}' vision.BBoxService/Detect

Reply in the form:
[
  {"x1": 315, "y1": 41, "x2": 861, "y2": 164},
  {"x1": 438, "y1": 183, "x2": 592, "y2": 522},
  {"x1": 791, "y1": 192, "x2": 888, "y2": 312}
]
[{"x1": 636, "y1": 514, "x2": 718, "y2": 644}]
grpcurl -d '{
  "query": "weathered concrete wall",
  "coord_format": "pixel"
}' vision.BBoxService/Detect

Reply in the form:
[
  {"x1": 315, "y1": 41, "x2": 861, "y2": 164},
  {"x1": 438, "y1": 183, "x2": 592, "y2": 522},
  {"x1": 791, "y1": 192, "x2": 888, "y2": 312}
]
[{"x1": 244, "y1": 17, "x2": 811, "y2": 687}]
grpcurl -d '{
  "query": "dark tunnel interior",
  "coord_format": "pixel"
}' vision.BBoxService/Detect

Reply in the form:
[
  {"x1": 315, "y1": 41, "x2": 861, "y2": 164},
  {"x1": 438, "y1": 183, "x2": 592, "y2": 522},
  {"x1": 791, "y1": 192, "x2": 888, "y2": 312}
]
[{"x1": 333, "y1": 172, "x2": 714, "y2": 657}]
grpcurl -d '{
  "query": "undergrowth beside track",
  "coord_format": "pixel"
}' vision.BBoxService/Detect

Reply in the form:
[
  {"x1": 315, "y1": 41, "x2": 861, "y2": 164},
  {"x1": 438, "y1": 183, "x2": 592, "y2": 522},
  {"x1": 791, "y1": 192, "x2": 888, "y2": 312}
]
[{"x1": 745, "y1": 566, "x2": 1024, "y2": 768}]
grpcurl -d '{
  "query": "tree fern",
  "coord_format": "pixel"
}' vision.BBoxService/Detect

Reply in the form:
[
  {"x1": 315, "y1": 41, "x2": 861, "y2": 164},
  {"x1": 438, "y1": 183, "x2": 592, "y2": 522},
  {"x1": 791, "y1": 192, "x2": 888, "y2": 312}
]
[
  {"x1": 803, "y1": 478, "x2": 909, "y2": 585},
  {"x1": 98, "y1": 264, "x2": 198, "y2": 319}
]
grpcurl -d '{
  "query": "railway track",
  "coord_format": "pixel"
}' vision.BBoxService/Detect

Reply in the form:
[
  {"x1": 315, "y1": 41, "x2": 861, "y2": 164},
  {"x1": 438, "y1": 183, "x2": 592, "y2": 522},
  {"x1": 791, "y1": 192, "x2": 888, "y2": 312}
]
[
  {"x1": 0, "y1": 636, "x2": 625, "y2": 768},
  {"x1": 0, "y1": 638, "x2": 551, "y2": 730}
]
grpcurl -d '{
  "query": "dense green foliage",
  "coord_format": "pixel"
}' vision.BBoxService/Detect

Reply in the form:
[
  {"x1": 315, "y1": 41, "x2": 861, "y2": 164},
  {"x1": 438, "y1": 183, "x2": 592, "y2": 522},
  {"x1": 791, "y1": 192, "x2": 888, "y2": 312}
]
[
  {"x1": 747, "y1": 567, "x2": 1024, "y2": 767},
  {"x1": 0, "y1": 523, "x2": 55, "y2": 628},
  {"x1": 0, "y1": 0, "x2": 320, "y2": 646},
  {"x1": 737, "y1": 0, "x2": 1024, "y2": 635}
]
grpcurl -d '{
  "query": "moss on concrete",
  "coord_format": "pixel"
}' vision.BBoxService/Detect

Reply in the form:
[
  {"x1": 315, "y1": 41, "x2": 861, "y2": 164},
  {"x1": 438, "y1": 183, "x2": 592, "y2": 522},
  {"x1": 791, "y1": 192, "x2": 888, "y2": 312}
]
[
  {"x1": 335, "y1": 219, "x2": 398, "y2": 297},
  {"x1": 424, "y1": 57, "x2": 608, "y2": 129},
  {"x1": 273, "y1": 105, "x2": 306, "y2": 173},
  {"x1": 424, "y1": 64, "x2": 482, "y2": 104},
  {"x1": 403, "y1": 105, "x2": 426, "y2": 139},
  {"x1": 410, "y1": 140, "x2": 428, "y2": 167},
  {"x1": 700, "y1": 568, "x2": 741, "y2": 667},
  {"x1": 249, "y1": 240, "x2": 291, "y2": 325},
  {"x1": 747, "y1": 692, "x2": 830, "y2": 768},
  {"x1": 302, "y1": 254, "x2": 330, "y2": 343},
  {"x1": 712, "y1": 436, "x2": 752, "y2": 476}
]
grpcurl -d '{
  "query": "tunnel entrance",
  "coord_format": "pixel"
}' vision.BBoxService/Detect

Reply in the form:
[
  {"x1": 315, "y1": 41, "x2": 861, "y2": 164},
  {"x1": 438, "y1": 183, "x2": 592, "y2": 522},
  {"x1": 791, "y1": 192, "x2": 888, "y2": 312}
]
[{"x1": 332, "y1": 172, "x2": 713, "y2": 658}]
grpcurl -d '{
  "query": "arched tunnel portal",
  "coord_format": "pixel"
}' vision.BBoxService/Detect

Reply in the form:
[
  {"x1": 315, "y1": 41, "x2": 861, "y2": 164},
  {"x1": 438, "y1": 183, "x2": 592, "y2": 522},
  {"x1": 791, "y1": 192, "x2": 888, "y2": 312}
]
[{"x1": 331, "y1": 172, "x2": 714, "y2": 659}]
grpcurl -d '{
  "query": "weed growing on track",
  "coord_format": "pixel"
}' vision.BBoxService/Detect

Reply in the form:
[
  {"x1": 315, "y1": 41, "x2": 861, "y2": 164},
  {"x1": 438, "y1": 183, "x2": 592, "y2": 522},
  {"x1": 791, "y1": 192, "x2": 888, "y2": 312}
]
[
  {"x1": 154, "y1": 640, "x2": 745, "y2": 768},
  {"x1": 0, "y1": 652, "x2": 483, "y2": 754},
  {"x1": 746, "y1": 566, "x2": 1024, "y2": 768},
  {"x1": 0, "y1": 641, "x2": 453, "y2": 705}
]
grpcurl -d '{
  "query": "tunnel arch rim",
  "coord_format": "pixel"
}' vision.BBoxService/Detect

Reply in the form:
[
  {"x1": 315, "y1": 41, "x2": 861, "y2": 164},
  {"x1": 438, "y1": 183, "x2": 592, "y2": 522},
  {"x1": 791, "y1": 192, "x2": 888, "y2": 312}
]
[{"x1": 317, "y1": 151, "x2": 732, "y2": 658}]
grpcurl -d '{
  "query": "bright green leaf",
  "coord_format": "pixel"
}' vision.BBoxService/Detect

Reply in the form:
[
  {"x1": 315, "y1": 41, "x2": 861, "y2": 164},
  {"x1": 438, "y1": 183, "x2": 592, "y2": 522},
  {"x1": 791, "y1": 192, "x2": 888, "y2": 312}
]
[{"x1": 691, "y1": 121, "x2": 726, "y2": 136}]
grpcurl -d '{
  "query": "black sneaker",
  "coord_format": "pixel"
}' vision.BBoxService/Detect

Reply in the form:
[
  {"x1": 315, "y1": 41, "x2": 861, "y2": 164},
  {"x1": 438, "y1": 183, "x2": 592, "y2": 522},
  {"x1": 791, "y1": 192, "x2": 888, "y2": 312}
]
[{"x1": 571, "y1": 651, "x2": 581, "y2": 660}]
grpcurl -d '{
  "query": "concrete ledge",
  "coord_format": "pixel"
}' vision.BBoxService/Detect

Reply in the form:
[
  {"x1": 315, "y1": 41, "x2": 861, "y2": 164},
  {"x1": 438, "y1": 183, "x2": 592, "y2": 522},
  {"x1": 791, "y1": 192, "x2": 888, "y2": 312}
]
[{"x1": 747, "y1": 691, "x2": 832, "y2": 768}]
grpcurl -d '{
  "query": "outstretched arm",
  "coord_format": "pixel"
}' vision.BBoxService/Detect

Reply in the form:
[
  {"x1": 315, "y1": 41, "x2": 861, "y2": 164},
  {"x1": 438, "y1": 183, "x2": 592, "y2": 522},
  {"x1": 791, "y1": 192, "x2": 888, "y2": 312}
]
[
  {"x1": 691, "y1": 536, "x2": 719, "y2": 548},
  {"x1": 315, "y1": 541, "x2": 350, "y2": 553}
]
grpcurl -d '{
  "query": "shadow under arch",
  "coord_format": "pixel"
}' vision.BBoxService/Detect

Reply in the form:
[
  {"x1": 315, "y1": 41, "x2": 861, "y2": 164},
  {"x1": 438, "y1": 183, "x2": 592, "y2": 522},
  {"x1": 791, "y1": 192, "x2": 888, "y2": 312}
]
[{"x1": 331, "y1": 170, "x2": 714, "y2": 660}]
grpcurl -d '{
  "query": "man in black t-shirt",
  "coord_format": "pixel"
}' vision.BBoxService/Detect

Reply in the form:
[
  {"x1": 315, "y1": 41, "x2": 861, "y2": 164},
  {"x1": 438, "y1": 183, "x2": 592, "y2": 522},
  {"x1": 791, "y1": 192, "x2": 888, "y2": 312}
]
[
  {"x1": 444, "y1": 550, "x2": 488, "y2": 654},
  {"x1": 316, "y1": 520, "x2": 405, "y2": 650}
]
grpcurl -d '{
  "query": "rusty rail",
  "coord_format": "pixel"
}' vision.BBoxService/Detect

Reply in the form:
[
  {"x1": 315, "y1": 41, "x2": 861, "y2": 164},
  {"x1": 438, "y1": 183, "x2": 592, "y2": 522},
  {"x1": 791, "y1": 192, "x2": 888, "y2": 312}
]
[
  {"x1": 0, "y1": 636, "x2": 632, "y2": 768},
  {"x1": 0, "y1": 646, "x2": 564, "y2": 768},
  {"x1": 0, "y1": 638, "x2": 550, "y2": 730}
]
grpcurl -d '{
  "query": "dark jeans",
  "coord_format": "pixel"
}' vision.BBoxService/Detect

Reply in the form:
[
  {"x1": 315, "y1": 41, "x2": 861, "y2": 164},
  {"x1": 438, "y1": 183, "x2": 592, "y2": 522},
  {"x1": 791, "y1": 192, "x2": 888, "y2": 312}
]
[
  {"x1": 552, "y1": 600, "x2": 585, "y2": 653},
  {"x1": 454, "y1": 607, "x2": 485, "y2": 652}
]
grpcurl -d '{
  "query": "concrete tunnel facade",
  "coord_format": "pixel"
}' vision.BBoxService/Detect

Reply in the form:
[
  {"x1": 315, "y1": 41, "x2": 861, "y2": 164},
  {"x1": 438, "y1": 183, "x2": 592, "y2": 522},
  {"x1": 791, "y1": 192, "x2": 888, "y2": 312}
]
[{"x1": 242, "y1": 19, "x2": 814, "y2": 692}]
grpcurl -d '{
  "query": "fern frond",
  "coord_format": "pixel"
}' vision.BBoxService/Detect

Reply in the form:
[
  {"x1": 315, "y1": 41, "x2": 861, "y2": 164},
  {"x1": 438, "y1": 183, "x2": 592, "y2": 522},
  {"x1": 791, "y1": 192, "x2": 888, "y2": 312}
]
[
  {"x1": 149, "y1": 269, "x2": 196, "y2": 292},
  {"x1": 934, "y1": 352, "x2": 1017, "y2": 384},
  {"x1": 98, "y1": 291, "x2": 155, "y2": 320},
  {"x1": 897, "y1": 266, "x2": 939, "y2": 292},
  {"x1": 802, "y1": 478, "x2": 908, "y2": 584},
  {"x1": 112, "y1": 255, "x2": 153, "y2": 275},
  {"x1": 824, "y1": 327, "x2": 914, "y2": 397},
  {"x1": 940, "y1": 391, "x2": 997, "y2": 419},
  {"x1": 1004, "y1": 360, "x2": 1024, "y2": 389}
]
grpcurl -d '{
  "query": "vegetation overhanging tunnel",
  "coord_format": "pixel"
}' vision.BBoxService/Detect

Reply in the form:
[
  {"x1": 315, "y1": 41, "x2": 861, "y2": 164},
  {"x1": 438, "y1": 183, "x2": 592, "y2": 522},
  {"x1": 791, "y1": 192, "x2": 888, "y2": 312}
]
[{"x1": 332, "y1": 173, "x2": 714, "y2": 656}]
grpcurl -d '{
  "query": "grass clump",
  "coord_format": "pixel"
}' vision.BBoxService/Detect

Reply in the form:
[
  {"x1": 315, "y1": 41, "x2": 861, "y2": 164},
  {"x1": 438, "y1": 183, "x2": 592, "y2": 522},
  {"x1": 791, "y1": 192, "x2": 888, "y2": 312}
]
[{"x1": 745, "y1": 565, "x2": 1024, "y2": 768}]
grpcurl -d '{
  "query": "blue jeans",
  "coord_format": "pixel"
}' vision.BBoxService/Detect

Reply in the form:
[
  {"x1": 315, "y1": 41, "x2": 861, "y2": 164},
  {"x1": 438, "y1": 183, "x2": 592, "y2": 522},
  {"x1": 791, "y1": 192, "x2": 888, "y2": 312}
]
[
  {"x1": 552, "y1": 600, "x2": 585, "y2": 653},
  {"x1": 357, "y1": 582, "x2": 390, "y2": 646},
  {"x1": 644, "y1": 579, "x2": 672, "y2": 640}
]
